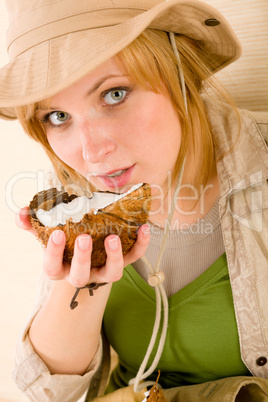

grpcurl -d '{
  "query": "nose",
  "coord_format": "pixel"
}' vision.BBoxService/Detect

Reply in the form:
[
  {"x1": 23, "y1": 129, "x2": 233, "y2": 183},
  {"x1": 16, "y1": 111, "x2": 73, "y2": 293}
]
[{"x1": 78, "y1": 120, "x2": 116, "y2": 163}]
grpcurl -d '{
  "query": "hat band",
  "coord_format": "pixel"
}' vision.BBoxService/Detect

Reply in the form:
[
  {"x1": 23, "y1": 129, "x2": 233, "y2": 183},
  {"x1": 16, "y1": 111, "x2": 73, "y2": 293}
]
[{"x1": 7, "y1": 8, "x2": 146, "y2": 60}]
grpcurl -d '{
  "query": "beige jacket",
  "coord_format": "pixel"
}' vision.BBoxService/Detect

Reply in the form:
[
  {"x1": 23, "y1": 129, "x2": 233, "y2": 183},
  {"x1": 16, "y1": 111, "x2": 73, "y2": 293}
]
[{"x1": 13, "y1": 99, "x2": 268, "y2": 401}]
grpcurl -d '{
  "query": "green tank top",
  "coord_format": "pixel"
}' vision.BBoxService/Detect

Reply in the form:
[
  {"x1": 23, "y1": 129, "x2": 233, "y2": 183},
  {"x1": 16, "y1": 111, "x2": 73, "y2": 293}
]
[{"x1": 103, "y1": 253, "x2": 251, "y2": 393}]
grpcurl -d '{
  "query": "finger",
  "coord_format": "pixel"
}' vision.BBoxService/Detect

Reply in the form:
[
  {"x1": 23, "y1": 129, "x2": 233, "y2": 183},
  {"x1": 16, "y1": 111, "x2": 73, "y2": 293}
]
[
  {"x1": 43, "y1": 230, "x2": 67, "y2": 280},
  {"x1": 93, "y1": 235, "x2": 124, "y2": 283},
  {"x1": 123, "y1": 224, "x2": 150, "y2": 266},
  {"x1": 15, "y1": 206, "x2": 36, "y2": 235},
  {"x1": 68, "y1": 235, "x2": 92, "y2": 288}
]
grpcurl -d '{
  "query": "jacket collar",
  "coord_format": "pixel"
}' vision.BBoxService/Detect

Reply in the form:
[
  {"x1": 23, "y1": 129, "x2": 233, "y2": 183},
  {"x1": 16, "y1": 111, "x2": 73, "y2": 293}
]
[{"x1": 204, "y1": 97, "x2": 268, "y2": 197}]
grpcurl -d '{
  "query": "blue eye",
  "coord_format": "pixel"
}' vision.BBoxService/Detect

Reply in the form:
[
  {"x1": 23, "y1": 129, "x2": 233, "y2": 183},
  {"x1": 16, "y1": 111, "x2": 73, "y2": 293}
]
[
  {"x1": 104, "y1": 89, "x2": 127, "y2": 105},
  {"x1": 48, "y1": 111, "x2": 69, "y2": 126}
]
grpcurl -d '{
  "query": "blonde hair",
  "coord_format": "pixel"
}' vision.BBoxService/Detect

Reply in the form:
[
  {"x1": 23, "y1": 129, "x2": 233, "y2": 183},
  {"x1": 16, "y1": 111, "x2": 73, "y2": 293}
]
[{"x1": 16, "y1": 29, "x2": 238, "y2": 196}]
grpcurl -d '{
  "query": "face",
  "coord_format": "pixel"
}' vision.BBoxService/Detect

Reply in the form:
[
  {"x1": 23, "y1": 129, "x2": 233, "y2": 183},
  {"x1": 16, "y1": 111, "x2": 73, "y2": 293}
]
[{"x1": 37, "y1": 58, "x2": 182, "y2": 196}]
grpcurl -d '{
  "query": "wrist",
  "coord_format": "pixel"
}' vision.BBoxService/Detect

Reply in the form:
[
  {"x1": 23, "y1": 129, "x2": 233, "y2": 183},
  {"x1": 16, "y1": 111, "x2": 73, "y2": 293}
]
[{"x1": 48, "y1": 279, "x2": 112, "y2": 312}]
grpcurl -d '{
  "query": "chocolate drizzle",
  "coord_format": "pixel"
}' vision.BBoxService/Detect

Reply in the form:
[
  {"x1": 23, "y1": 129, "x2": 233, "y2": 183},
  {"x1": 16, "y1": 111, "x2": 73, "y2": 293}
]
[{"x1": 29, "y1": 188, "x2": 78, "y2": 224}]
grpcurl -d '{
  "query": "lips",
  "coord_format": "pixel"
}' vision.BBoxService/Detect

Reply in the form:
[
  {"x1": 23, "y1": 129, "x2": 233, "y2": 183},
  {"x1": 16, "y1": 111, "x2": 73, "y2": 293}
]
[
  {"x1": 105, "y1": 168, "x2": 128, "y2": 178},
  {"x1": 94, "y1": 164, "x2": 135, "y2": 189}
]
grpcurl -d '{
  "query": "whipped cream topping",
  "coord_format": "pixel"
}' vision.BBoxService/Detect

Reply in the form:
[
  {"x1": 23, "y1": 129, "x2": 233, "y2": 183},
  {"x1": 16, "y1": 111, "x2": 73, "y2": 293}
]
[{"x1": 36, "y1": 183, "x2": 142, "y2": 227}]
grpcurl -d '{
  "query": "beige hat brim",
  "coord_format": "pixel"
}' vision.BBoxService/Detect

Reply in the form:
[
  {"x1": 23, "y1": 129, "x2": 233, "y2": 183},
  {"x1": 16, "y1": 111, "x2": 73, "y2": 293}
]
[{"x1": 0, "y1": 0, "x2": 242, "y2": 120}]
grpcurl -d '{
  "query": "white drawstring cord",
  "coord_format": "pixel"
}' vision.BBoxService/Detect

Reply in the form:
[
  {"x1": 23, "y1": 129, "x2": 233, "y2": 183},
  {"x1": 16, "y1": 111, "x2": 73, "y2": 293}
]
[
  {"x1": 130, "y1": 281, "x2": 163, "y2": 391},
  {"x1": 130, "y1": 30, "x2": 188, "y2": 394},
  {"x1": 169, "y1": 31, "x2": 188, "y2": 115},
  {"x1": 130, "y1": 159, "x2": 185, "y2": 393}
]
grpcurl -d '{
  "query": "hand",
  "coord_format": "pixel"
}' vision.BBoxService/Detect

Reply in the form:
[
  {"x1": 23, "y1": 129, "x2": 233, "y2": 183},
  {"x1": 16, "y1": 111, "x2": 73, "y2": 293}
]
[{"x1": 16, "y1": 206, "x2": 150, "y2": 288}]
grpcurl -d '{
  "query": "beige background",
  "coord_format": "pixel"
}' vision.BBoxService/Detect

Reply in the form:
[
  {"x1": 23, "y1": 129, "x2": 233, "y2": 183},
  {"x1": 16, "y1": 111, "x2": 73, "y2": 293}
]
[
  {"x1": 0, "y1": 2, "x2": 52, "y2": 402},
  {"x1": 0, "y1": 1, "x2": 267, "y2": 401}
]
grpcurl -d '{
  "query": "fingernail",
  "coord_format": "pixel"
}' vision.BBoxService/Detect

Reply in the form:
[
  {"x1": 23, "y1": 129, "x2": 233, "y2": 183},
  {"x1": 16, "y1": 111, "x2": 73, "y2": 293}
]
[
  {"x1": 18, "y1": 208, "x2": 28, "y2": 223},
  {"x1": 142, "y1": 224, "x2": 150, "y2": 236},
  {"x1": 17, "y1": 211, "x2": 23, "y2": 225},
  {"x1": 78, "y1": 236, "x2": 90, "y2": 250},
  {"x1": 52, "y1": 230, "x2": 64, "y2": 245},
  {"x1": 108, "y1": 236, "x2": 119, "y2": 250}
]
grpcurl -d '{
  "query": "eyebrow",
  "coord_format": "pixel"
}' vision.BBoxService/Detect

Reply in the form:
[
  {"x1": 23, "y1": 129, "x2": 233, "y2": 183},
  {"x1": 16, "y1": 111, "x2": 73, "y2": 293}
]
[
  {"x1": 87, "y1": 74, "x2": 126, "y2": 96},
  {"x1": 36, "y1": 74, "x2": 127, "y2": 112}
]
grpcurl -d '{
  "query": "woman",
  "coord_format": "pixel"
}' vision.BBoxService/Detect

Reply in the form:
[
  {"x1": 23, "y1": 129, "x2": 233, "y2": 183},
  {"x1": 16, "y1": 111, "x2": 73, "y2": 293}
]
[{"x1": 1, "y1": 0, "x2": 268, "y2": 401}]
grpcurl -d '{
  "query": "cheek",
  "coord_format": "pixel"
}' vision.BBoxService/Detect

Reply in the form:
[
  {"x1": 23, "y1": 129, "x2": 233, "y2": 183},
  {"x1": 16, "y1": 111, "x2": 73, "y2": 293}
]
[
  {"x1": 47, "y1": 134, "x2": 79, "y2": 167},
  {"x1": 47, "y1": 136, "x2": 64, "y2": 159},
  {"x1": 135, "y1": 100, "x2": 181, "y2": 156}
]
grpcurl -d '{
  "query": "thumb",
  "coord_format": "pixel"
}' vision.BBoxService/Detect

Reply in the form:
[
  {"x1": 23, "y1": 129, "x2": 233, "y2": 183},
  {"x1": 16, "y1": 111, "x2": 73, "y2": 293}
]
[{"x1": 15, "y1": 206, "x2": 36, "y2": 236}]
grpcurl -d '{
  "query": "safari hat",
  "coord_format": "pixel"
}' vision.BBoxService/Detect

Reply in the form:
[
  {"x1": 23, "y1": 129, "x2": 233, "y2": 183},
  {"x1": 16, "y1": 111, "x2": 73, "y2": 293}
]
[{"x1": 0, "y1": 0, "x2": 242, "y2": 120}]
